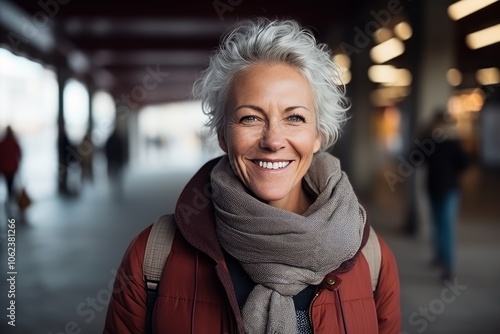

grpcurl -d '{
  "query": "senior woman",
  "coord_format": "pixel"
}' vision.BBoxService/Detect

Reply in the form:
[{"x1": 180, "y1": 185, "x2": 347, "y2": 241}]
[{"x1": 104, "y1": 18, "x2": 401, "y2": 334}]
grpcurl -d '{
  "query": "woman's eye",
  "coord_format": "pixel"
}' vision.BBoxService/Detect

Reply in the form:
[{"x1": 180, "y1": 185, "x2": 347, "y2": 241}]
[
  {"x1": 240, "y1": 115, "x2": 258, "y2": 123},
  {"x1": 288, "y1": 114, "x2": 306, "y2": 122}
]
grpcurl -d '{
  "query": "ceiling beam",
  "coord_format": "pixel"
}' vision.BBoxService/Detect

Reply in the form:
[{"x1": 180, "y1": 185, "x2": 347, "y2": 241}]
[{"x1": 70, "y1": 36, "x2": 221, "y2": 52}]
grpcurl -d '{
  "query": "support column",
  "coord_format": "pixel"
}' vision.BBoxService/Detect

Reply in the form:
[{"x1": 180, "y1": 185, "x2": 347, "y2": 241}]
[
  {"x1": 350, "y1": 44, "x2": 378, "y2": 199},
  {"x1": 340, "y1": 5, "x2": 381, "y2": 199},
  {"x1": 404, "y1": 0, "x2": 455, "y2": 237},
  {"x1": 416, "y1": 0, "x2": 455, "y2": 129},
  {"x1": 128, "y1": 109, "x2": 139, "y2": 163},
  {"x1": 57, "y1": 65, "x2": 71, "y2": 195},
  {"x1": 114, "y1": 99, "x2": 131, "y2": 165},
  {"x1": 80, "y1": 81, "x2": 96, "y2": 182}
]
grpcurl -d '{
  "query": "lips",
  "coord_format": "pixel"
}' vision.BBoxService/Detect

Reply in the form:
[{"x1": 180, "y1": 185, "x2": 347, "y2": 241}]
[{"x1": 254, "y1": 160, "x2": 291, "y2": 170}]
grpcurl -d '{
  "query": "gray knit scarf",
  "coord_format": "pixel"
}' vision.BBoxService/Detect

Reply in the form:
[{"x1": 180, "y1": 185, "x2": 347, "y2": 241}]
[{"x1": 211, "y1": 152, "x2": 366, "y2": 334}]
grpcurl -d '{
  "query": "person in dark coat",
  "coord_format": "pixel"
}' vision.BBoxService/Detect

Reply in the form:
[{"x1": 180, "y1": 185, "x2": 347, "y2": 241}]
[
  {"x1": 0, "y1": 126, "x2": 21, "y2": 200},
  {"x1": 105, "y1": 128, "x2": 125, "y2": 196},
  {"x1": 105, "y1": 129, "x2": 124, "y2": 175},
  {"x1": 425, "y1": 112, "x2": 469, "y2": 281}
]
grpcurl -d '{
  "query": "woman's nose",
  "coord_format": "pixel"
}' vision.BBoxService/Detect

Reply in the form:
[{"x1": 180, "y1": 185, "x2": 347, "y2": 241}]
[{"x1": 259, "y1": 122, "x2": 286, "y2": 151}]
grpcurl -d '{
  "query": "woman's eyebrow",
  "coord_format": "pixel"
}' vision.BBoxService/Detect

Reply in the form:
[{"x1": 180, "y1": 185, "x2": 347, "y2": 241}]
[
  {"x1": 234, "y1": 105, "x2": 309, "y2": 112},
  {"x1": 233, "y1": 105, "x2": 265, "y2": 113},
  {"x1": 284, "y1": 106, "x2": 310, "y2": 112}
]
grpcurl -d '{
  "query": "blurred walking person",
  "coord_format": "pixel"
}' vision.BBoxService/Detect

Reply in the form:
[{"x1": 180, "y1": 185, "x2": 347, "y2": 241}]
[
  {"x1": 425, "y1": 111, "x2": 469, "y2": 281},
  {"x1": 105, "y1": 128, "x2": 125, "y2": 197},
  {"x1": 79, "y1": 131, "x2": 94, "y2": 182},
  {"x1": 0, "y1": 126, "x2": 21, "y2": 202}
]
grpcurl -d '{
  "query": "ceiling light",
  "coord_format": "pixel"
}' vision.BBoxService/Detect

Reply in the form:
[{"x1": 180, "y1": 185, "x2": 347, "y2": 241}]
[
  {"x1": 333, "y1": 69, "x2": 351, "y2": 85},
  {"x1": 332, "y1": 53, "x2": 351, "y2": 70},
  {"x1": 342, "y1": 70, "x2": 352, "y2": 85},
  {"x1": 68, "y1": 51, "x2": 89, "y2": 74},
  {"x1": 368, "y1": 65, "x2": 412, "y2": 86},
  {"x1": 394, "y1": 22, "x2": 412, "y2": 40},
  {"x1": 447, "y1": 68, "x2": 462, "y2": 86},
  {"x1": 0, "y1": 1, "x2": 55, "y2": 53},
  {"x1": 466, "y1": 23, "x2": 500, "y2": 49},
  {"x1": 476, "y1": 67, "x2": 500, "y2": 85},
  {"x1": 374, "y1": 28, "x2": 392, "y2": 44},
  {"x1": 370, "y1": 38, "x2": 405, "y2": 63},
  {"x1": 448, "y1": 0, "x2": 498, "y2": 21},
  {"x1": 368, "y1": 65, "x2": 396, "y2": 83},
  {"x1": 370, "y1": 87, "x2": 410, "y2": 106},
  {"x1": 448, "y1": 89, "x2": 485, "y2": 115},
  {"x1": 392, "y1": 69, "x2": 412, "y2": 86}
]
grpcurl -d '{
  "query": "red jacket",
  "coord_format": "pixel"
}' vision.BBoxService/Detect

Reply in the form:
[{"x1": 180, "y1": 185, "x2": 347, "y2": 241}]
[{"x1": 104, "y1": 158, "x2": 401, "y2": 334}]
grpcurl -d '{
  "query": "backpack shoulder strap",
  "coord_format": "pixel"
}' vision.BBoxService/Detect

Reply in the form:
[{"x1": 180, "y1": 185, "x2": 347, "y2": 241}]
[
  {"x1": 143, "y1": 214, "x2": 177, "y2": 334},
  {"x1": 361, "y1": 225, "x2": 382, "y2": 292}
]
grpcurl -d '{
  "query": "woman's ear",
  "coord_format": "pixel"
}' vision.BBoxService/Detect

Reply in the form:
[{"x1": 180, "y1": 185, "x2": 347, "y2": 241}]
[
  {"x1": 218, "y1": 131, "x2": 228, "y2": 153},
  {"x1": 313, "y1": 133, "x2": 321, "y2": 153}
]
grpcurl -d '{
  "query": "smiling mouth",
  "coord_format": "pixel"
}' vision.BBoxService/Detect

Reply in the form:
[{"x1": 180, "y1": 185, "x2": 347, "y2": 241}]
[{"x1": 254, "y1": 160, "x2": 291, "y2": 170}]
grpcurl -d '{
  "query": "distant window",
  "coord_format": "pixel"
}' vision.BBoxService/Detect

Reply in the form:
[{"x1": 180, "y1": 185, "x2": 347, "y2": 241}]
[
  {"x1": 137, "y1": 100, "x2": 221, "y2": 168},
  {"x1": 92, "y1": 90, "x2": 116, "y2": 147},
  {"x1": 0, "y1": 48, "x2": 58, "y2": 131},
  {"x1": 64, "y1": 79, "x2": 89, "y2": 144}
]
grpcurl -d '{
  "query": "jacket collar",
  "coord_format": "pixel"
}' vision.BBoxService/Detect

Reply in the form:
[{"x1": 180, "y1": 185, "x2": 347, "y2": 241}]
[
  {"x1": 174, "y1": 156, "x2": 225, "y2": 263},
  {"x1": 174, "y1": 156, "x2": 245, "y2": 333}
]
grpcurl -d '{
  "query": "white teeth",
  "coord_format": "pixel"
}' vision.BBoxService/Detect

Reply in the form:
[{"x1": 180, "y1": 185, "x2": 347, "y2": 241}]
[{"x1": 256, "y1": 161, "x2": 290, "y2": 170}]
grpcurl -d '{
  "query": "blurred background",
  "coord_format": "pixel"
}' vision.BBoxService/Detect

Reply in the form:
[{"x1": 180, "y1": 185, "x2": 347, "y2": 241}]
[{"x1": 0, "y1": 0, "x2": 499, "y2": 333}]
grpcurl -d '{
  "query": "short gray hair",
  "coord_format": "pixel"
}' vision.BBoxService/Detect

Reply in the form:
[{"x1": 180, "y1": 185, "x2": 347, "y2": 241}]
[{"x1": 193, "y1": 18, "x2": 349, "y2": 150}]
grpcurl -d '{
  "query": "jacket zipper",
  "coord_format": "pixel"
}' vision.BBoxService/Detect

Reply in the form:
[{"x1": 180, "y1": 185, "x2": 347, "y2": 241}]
[
  {"x1": 308, "y1": 289, "x2": 349, "y2": 334},
  {"x1": 308, "y1": 289, "x2": 321, "y2": 333},
  {"x1": 336, "y1": 289, "x2": 348, "y2": 334}
]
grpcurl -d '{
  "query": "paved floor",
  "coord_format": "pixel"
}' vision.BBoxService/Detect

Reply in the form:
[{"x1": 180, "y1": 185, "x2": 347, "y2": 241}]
[{"x1": 0, "y1": 159, "x2": 499, "y2": 334}]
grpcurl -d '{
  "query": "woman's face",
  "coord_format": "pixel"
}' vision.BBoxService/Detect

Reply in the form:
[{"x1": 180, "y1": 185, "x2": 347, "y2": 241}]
[{"x1": 219, "y1": 63, "x2": 321, "y2": 212}]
